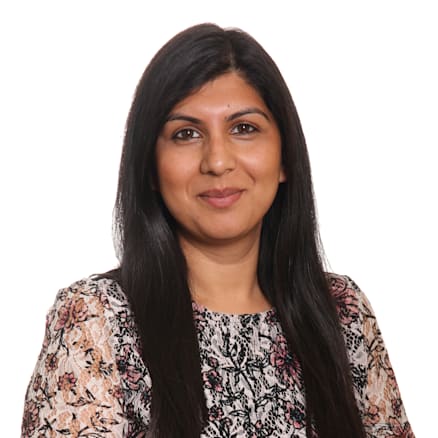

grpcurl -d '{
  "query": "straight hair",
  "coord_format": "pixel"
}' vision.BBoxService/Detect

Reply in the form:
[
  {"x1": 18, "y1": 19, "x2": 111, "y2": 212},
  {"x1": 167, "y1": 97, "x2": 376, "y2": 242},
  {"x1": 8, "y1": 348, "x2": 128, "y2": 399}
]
[{"x1": 105, "y1": 23, "x2": 366, "y2": 437}]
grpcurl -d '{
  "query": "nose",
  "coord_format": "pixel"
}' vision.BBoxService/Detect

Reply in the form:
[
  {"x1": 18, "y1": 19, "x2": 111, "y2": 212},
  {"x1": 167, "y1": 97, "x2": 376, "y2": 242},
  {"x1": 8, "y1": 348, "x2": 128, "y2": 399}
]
[{"x1": 200, "y1": 133, "x2": 236, "y2": 176}]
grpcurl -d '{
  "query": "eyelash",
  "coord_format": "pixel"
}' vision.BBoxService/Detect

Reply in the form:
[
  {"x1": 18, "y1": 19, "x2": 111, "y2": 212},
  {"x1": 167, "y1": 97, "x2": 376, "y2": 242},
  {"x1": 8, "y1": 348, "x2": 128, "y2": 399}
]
[
  {"x1": 172, "y1": 123, "x2": 258, "y2": 140},
  {"x1": 231, "y1": 123, "x2": 257, "y2": 135},
  {"x1": 173, "y1": 128, "x2": 200, "y2": 140}
]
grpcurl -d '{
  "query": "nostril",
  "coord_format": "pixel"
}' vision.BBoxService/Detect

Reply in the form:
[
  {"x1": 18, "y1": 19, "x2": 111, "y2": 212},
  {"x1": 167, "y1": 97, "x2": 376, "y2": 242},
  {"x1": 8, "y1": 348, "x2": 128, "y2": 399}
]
[{"x1": 200, "y1": 145, "x2": 236, "y2": 176}]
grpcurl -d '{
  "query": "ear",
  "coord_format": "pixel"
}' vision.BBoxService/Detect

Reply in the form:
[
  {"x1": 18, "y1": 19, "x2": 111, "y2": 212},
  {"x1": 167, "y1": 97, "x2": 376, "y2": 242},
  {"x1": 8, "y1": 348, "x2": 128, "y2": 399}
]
[{"x1": 279, "y1": 166, "x2": 287, "y2": 183}]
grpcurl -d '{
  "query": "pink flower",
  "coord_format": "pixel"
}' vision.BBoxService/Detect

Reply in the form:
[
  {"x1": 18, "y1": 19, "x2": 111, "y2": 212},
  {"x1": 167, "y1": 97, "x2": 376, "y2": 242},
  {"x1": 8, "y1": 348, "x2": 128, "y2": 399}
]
[
  {"x1": 330, "y1": 278, "x2": 359, "y2": 325},
  {"x1": 208, "y1": 405, "x2": 224, "y2": 421},
  {"x1": 389, "y1": 417, "x2": 407, "y2": 436},
  {"x1": 203, "y1": 369, "x2": 223, "y2": 392},
  {"x1": 265, "y1": 310, "x2": 277, "y2": 326},
  {"x1": 45, "y1": 353, "x2": 58, "y2": 371},
  {"x1": 329, "y1": 275, "x2": 348, "y2": 294},
  {"x1": 22, "y1": 399, "x2": 40, "y2": 436},
  {"x1": 54, "y1": 297, "x2": 89, "y2": 331},
  {"x1": 57, "y1": 372, "x2": 77, "y2": 391},
  {"x1": 32, "y1": 374, "x2": 42, "y2": 392},
  {"x1": 368, "y1": 405, "x2": 380, "y2": 424},
  {"x1": 207, "y1": 356, "x2": 219, "y2": 368},
  {"x1": 285, "y1": 401, "x2": 305, "y2": 429},
  {"x1": 270, "y1": 335, "x2": 302, "y2": 389}
]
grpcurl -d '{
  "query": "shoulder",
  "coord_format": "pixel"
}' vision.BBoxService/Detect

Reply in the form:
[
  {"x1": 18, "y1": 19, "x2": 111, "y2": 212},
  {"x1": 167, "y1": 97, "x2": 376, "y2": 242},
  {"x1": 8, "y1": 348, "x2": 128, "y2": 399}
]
[
  {"x1": 51, "y1": 274, "x2": 129, "y2": 315},
  {"x1": 325, "y1": 272, "x2": 383, "y2": 357},
  {"x1": 45, "y1": 274, "x2": 135, "y2": 342},
  {"x1": 326, "y1": 272, "x2": 361, "y2": 296},
  {"x1": 55, "y1": 274, "x2": 126, "y2": 304},
  {"x1": 325, "y1": 273, "x2": 374, "y2": 327}
]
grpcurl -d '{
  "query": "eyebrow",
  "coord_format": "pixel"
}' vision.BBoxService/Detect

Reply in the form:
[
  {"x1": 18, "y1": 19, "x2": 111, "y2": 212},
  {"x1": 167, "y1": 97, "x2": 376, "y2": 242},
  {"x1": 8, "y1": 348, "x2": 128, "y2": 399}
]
[{"x1": 165, "y1": 107, "x2": 271, "y2": 124}]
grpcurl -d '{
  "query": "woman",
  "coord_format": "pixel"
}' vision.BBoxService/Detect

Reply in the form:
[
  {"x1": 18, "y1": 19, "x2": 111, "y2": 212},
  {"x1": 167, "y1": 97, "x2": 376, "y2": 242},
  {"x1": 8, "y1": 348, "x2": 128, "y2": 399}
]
[{"x1": 22, "y1": 23, "x2": 414, "y2": 438}]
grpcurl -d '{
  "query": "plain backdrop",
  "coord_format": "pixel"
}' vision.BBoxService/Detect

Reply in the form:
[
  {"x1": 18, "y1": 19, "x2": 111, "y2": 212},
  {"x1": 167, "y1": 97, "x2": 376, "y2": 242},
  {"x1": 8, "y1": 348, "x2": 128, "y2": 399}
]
[{"x1": 1, "y1": 1, "x2": 436, "y2": 435}]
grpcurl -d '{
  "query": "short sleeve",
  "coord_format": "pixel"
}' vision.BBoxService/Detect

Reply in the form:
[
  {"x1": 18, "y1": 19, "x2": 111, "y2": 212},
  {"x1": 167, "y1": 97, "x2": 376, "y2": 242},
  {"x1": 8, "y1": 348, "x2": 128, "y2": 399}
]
[
  {"x1": 350, "y1": 277, "x2": 415, "y2": 438},
  {"x1": 21, "y1": 279, "x2": 128, "y2": 437}
]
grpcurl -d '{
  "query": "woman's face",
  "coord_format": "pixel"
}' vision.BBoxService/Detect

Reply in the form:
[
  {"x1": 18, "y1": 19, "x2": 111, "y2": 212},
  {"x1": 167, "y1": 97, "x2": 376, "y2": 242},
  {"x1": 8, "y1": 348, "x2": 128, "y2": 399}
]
[{"x1": 155, "y1": 72, "x2": 285, "y2": 246}]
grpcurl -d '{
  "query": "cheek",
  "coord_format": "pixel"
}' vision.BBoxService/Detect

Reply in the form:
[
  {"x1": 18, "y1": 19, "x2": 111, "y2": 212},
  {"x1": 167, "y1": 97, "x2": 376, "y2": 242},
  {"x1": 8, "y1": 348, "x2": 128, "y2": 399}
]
[
  {"x1": 156, "y1": 162, "x2": 177, "y2": 193},
  {"x1": 156, "y1": 152, "x2": 197, "y2": 200},
  {"x1": 244, "y1": 146, "x2": 283, "y2": 179}
]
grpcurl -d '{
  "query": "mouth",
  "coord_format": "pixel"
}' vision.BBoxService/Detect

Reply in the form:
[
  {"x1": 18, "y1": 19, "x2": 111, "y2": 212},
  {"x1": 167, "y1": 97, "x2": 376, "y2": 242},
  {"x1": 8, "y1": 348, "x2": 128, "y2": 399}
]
[{"x1": 198, "y1": 188, "x2": 244, "y2": 208}]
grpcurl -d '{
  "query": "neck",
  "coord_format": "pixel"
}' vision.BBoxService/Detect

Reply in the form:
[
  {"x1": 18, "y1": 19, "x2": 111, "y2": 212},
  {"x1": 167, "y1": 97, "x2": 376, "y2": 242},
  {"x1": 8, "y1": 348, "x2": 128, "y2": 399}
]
[{"x1": 179, "y1": 231, "x2": 271, "y2": 314}]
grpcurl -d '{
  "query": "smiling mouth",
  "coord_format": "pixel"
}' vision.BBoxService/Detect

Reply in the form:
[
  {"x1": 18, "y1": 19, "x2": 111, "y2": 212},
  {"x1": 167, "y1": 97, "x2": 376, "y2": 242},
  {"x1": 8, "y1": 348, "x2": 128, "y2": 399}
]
[{"x1": 198, "y1": 188, "x2": 244, "y2": 208}]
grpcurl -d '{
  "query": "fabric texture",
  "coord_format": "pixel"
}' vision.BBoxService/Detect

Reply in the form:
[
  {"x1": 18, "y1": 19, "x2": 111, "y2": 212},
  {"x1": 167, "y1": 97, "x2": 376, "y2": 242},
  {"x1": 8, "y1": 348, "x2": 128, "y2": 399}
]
[{"x1": 22, "y1": 274, "x2": 414, "y2": 437}]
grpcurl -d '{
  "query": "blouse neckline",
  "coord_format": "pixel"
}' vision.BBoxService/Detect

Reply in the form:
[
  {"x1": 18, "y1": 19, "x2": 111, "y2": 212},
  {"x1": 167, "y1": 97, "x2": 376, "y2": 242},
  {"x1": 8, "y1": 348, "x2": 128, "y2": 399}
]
[{"x1": 192, "y1": 300, "x2": 276, "y2": 320}]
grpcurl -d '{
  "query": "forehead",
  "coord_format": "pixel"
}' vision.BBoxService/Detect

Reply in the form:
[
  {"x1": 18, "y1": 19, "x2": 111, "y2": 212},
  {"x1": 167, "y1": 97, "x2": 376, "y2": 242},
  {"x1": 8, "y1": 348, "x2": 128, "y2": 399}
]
[{"x1": 170, "y1": 72, "x2": 268, "y2": 115}]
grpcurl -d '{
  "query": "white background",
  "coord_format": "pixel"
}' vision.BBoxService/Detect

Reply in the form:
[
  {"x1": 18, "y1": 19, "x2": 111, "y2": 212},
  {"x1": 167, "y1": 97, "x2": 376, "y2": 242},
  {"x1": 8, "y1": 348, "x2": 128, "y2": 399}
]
[{"x1": 1, "y1": 1, "x2": 436, "y2": 435}]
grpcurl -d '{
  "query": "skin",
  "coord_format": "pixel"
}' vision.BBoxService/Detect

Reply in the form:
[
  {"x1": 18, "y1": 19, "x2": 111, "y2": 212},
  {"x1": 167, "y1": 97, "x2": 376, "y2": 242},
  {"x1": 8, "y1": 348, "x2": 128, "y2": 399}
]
[{"x1": 156, "y1": 72, "x2": 285, "y2": 313}]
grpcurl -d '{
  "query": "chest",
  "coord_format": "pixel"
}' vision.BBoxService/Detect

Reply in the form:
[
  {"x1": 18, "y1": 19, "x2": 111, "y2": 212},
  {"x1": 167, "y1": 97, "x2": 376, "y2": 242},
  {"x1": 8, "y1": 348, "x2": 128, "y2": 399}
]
[{"x1": 196, "y1": 310, "x2": 309, "y2": 437}]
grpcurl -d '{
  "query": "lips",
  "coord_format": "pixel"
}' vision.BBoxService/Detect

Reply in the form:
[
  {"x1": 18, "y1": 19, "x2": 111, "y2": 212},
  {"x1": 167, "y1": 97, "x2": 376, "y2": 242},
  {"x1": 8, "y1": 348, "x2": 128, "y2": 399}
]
[{"x1": 198, "y1": 188, "x2": 244, "y2": 208}]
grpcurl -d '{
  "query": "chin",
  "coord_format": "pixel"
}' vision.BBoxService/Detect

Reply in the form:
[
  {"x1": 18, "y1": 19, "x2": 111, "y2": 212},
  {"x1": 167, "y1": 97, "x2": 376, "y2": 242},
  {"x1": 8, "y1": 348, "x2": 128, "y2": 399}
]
[{"x1": 198, "y1": 224, "x2": 261, "y2": 244}]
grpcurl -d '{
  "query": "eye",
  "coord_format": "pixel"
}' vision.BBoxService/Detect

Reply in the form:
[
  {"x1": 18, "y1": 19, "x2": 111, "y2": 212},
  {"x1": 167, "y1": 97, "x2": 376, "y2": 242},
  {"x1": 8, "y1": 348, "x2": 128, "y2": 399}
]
[
  {"x1": 173, "y1": 128, "x2": 201, "y2": 140},
  {"x1": 230, "y1": 123, "x2": 258, "y2": 135}
]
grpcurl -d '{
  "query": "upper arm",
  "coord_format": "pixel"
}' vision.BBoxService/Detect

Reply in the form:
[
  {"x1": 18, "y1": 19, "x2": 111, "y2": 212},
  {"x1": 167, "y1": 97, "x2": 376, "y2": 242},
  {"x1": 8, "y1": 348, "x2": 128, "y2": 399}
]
[
  {"x1": 346, "y1": 276, "x2": 415, "y2": 438},
  {"x1": 22, "y1": 280, "x2": 127, "y2": 437}
]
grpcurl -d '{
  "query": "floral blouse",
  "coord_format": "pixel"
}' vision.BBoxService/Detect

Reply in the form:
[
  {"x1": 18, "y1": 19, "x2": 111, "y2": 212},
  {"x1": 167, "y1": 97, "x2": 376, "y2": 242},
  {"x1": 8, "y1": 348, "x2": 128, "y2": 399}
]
[{"x1": 22, "y1": 274, "x2": 414, "y2": 437}]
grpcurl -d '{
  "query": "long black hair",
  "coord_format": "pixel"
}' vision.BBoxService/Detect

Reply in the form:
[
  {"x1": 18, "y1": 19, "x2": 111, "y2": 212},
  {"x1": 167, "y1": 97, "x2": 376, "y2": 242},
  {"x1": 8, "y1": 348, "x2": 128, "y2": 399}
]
[{"x1": 106, "y1": 23, "x2": 366, "y2": 437}]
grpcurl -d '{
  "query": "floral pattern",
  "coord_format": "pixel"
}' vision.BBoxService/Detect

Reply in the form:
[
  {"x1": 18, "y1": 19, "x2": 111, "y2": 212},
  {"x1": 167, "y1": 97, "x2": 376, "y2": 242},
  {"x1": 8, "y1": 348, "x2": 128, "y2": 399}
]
[{"x1": 22, "y1": 274, "x2": 414, "y2": 437}]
